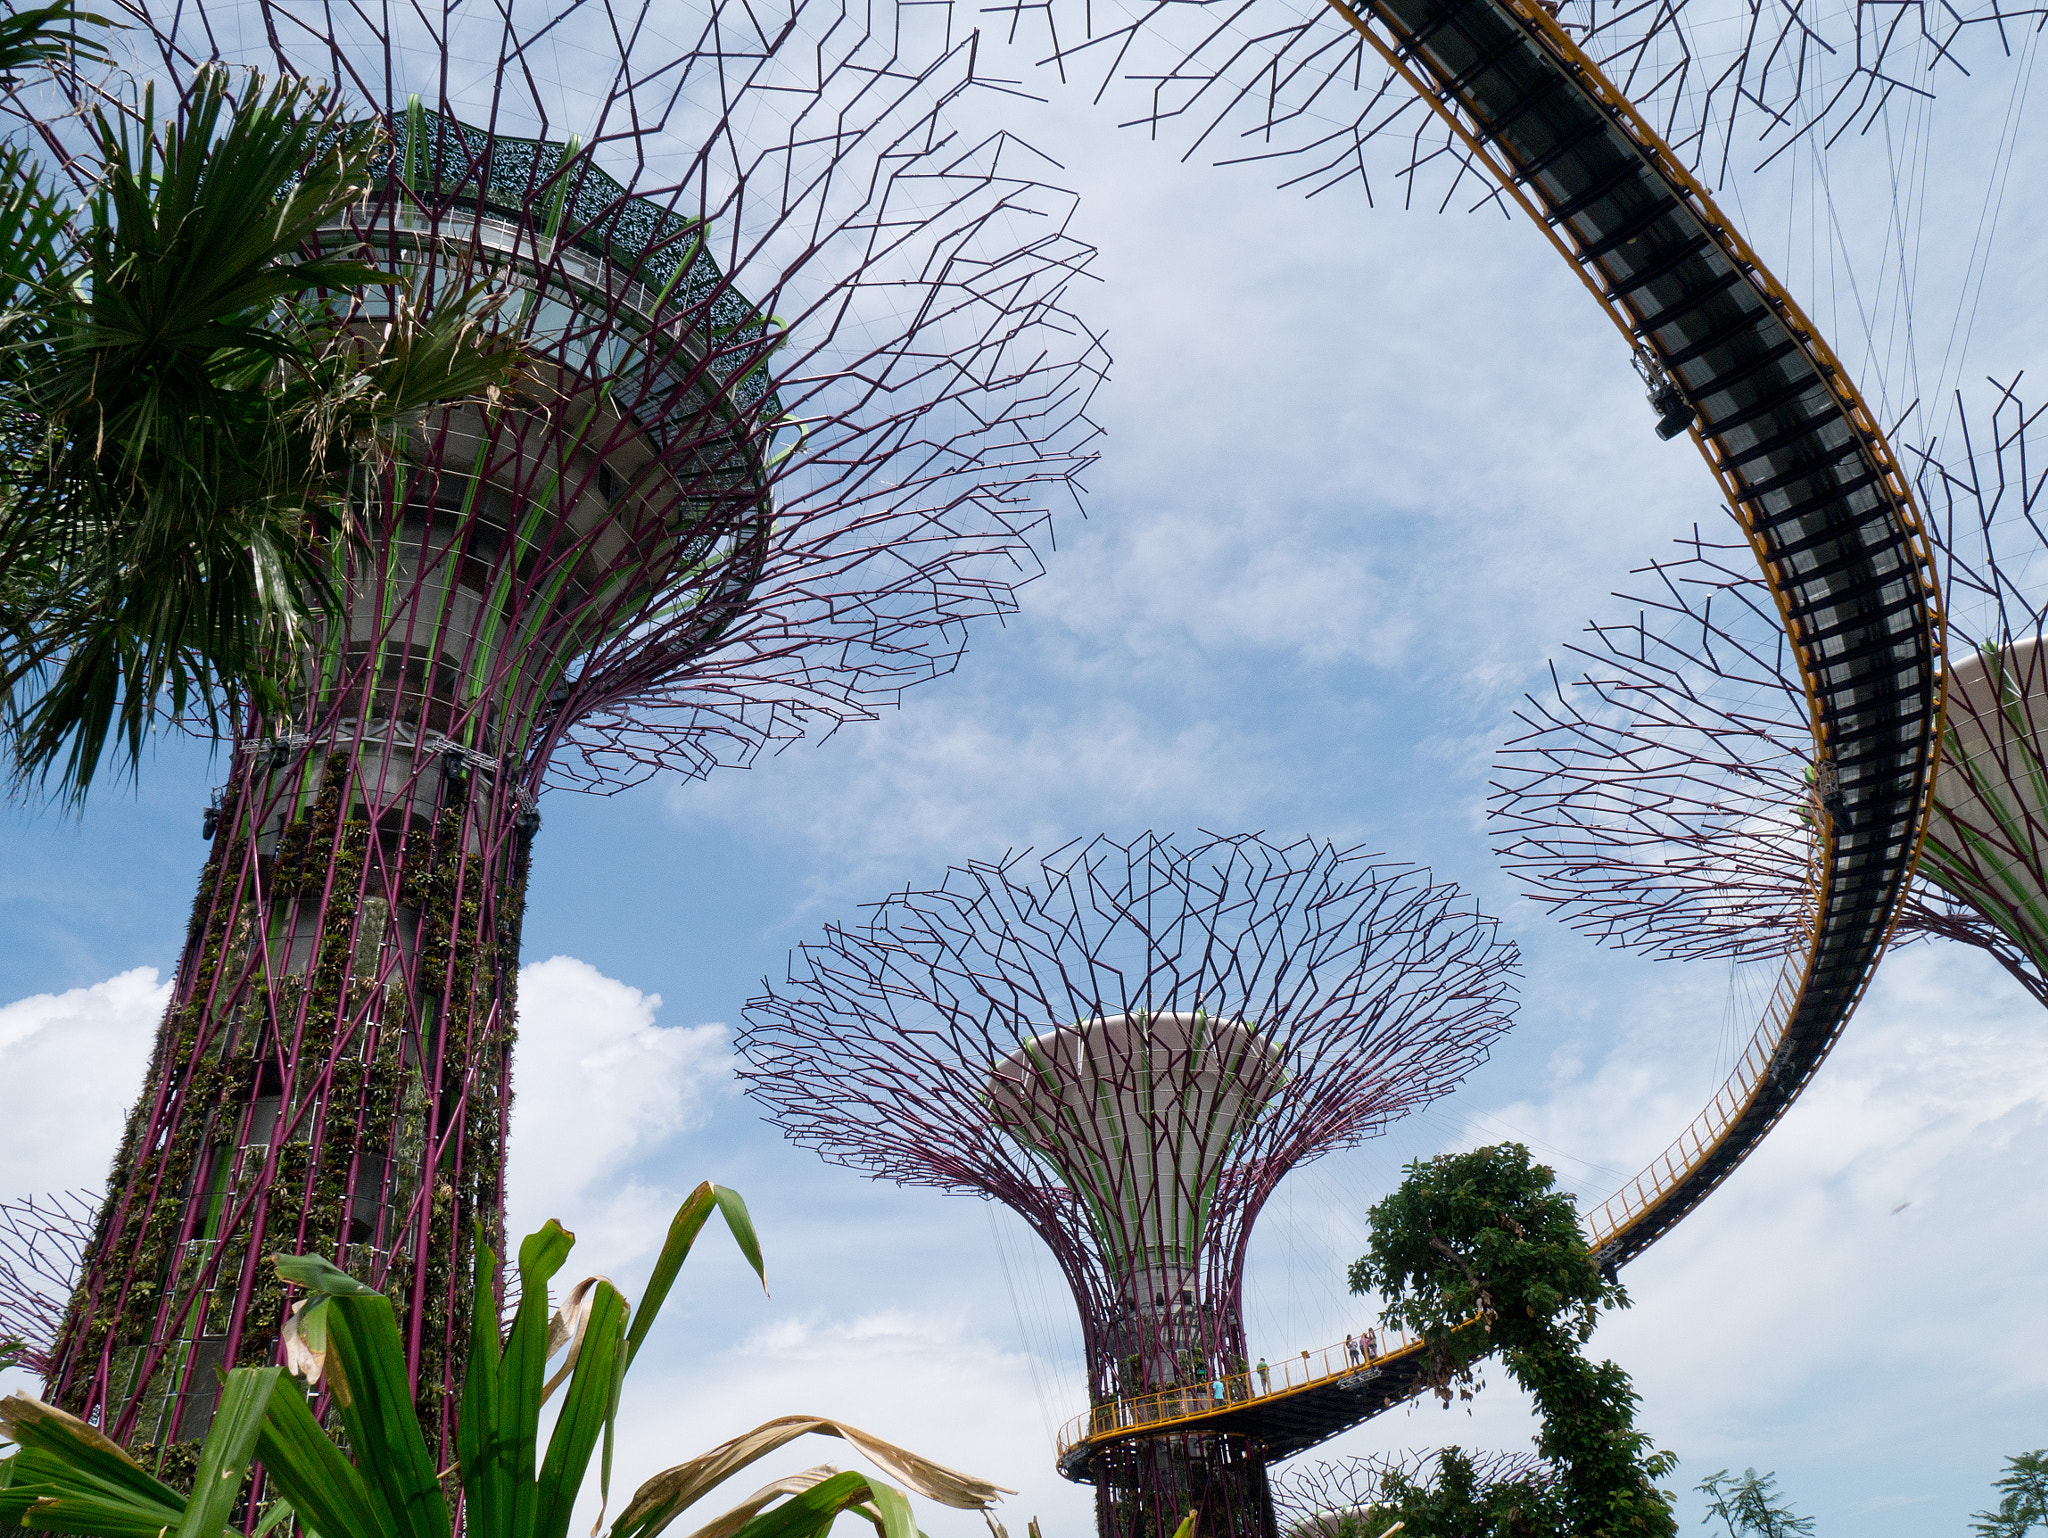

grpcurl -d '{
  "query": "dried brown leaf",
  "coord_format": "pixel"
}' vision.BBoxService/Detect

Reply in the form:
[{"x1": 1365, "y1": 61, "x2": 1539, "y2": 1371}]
[
  {"x1": 673, "y1": 1465, "x2": 851, "y2": 1538},
  {"x1": 540, "y1": 1274, "x2": 616, "y2": 1405},
  {"x1": 0, "y1": 1391, "x2": 140, "y2": 1466},
  {"x1": 615, "y1": 1415, "x2": 1011, "y2": 1538}
]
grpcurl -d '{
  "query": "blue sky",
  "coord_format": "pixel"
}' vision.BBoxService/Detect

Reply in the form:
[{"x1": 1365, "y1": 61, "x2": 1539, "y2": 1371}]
[{"x1": 5, "y1": 11, "x2": 2048, "y2": 1536}]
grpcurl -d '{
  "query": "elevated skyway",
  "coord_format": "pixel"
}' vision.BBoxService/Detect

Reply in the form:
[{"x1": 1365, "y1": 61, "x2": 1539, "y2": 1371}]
[
  {"x1": 1056, "y1": 1333, "x2": 1436, "y2": 1477},
  {"x1": 1053, "y1": 0, "x2": 1945, "y2": 1485}
]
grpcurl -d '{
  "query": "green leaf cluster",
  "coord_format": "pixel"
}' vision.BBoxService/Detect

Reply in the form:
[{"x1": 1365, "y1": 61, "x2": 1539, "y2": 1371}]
[
  {"x1": 1347, "y1": 1144, "x2": 1677, "y2": 1538},
  {"x1": 1972, "y1": 1450, "x2": 2048, "y2": 1538},
  {"x1": 0, "y1": 1183, "x2": 1004, "y2": 1538},
  {"x1": 0, "y1": 15, "x2": 523, "y2": 801},
  {"x1": 1693, "y1": 1469, "x2": 1811, "y2": 1538},
  {"x1": 1325, "y1": 1447, "x2": 1566, "y2": 1538},
  {"x1": 0, "y1": 2, "x2": 110, "y2": 77}
]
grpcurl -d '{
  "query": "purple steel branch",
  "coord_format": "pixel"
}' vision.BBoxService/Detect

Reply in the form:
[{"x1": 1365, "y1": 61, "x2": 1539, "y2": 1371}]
[
  {"x1": 1270, "y1": 1451, "x2": 1553, "y2": 1535},
  {"x1": 982, "y1": 0, "x2": 2043, "y2": 210},
  {"x1": 739, "y1": 832, "x2": 1517, "y2": 1538},
  {"x1": 1491, "y1": 376, "x2": 2048, "y2": 1003},
  {"x1": 0, "y1": 1193, "x2": 98, "y2": 1377}
]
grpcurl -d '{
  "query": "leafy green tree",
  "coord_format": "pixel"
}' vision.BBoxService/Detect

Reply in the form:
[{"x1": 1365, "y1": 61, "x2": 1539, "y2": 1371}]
[
  {"x1": 0, "y1": 1184, "x2": 1014, "y2": 1538},
  {"x1": 1338, "y1": 1448, "x2": 1566, "y2": 1538},
  {"x1": 1972, "y1": 1451, "x2": 2048, "y2": 1538},
  {"x1": 1348, "y1": 1144, "x2": 1678, "y2": 1538},
  {"x1": 1695, "y1": 1469, "x2": 1812, "y2": 1538},
  {"x1": 0, "y1": 23, "x2": 521, "y2": 800}
]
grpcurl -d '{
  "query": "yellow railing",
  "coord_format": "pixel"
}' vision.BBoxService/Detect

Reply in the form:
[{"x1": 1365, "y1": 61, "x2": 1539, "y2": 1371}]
[
  {"x1": 1580, "y1": 955, "x2": 1803, "y2": 1248},
  {"x1": 1054, "y1": 1326, "x2": 1424, "y2": 1455}
]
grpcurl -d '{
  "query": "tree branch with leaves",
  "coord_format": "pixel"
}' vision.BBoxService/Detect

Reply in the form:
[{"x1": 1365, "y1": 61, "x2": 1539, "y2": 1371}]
[{"x1": 1348, "y1": 1144, "x2": 1678, "y2": 1538}]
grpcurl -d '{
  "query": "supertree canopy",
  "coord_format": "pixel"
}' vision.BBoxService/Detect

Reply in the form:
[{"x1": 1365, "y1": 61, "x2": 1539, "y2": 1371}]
[
  {"x1": 27, "y1": 0, "x2": 1106, "y2": 1470},
  {"x1": 1491, "y1": 377, "x2": 2048, "y2": 1004},
  {"x1": 981, "y1": 0, "x2": 2045, "y2": 207},
  {"x1": 738, "y1": 832, "x2": 1518, "y2": 1538}
]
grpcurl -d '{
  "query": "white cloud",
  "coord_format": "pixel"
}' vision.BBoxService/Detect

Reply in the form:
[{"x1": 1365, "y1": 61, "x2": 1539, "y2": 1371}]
[
  {"x1": 0, "y1": 967, "x2": 166, "y2": 1198},
  {"x1": 1605, "y1": 943, "x2": 2048, "y2": 1443},
  {"x1": 0, "y1": 968, "x2": 165, "y2": 1402},
  {"x1": 662, "y1": 688, "x2": 1290, "y2": 906},
  {"x1": 507, "y1": 956, "x2": 734, "y2": 1267}
]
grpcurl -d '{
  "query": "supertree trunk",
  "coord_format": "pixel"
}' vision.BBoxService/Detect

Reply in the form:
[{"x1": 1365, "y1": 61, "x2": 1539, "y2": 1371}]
[
  {"x1": 1096, "y1": 1436, "x2": 1278, "y2": 1538},
  {"x1": 18, "y1": 0, "x2": 1109, "y2": 1467},
  {"x1": 46, "y1": 385, "x2": 692, "y2": 1468}
]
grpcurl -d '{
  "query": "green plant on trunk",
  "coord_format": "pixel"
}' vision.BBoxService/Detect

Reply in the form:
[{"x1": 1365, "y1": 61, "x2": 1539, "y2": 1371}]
[
  {"x1": 1347, "y1": 1144, "x2": 1677, "y2": 1538},
  {"x1": 1973, "y1": 1451, "x2": 2048, "y2": 1538},
  {"x1": 0, "y1": 1183, "x2": 1013, "y2": 1538}
]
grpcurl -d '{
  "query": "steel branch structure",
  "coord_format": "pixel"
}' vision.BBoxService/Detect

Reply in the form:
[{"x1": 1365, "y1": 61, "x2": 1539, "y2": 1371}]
[
  {"x1": 988, "y1": 0, "x2": 2045, "y2": 207},
  {"x1": 1270, "y1": 1451, "x2": 1553, "y2": 1536},
  {"x1": 28, "y1": 0, "x2": 1105, "y2": 1475},
  {"x1": 738, "y1": 832, "x2": 1518, "y2": 1538},
  {"x1": 0, "y1": 1193, "x2": 97, "y2": 1378},
  {"x1": 1494, "y1": 377, "x2": 2048, "y2": 1004}
]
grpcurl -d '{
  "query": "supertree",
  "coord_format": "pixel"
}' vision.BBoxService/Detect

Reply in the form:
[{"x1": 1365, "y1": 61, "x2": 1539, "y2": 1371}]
[
  {"x1": 1491, "y1": 376, "x2": 2048, "y2": 1002},
  {"x1": 737, "y1": 832, "x2": 1519, "y2": 1538},
  {"x1": 20, "y1": 0, "x2": 1107, "y2": 1471},
  {"x1": 1269, "y1": 1451, "x2": 1553, "y2": 1538}
]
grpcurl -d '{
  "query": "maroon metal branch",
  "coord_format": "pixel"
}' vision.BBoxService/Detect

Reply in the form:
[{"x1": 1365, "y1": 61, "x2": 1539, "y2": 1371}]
[
  {"x1": 1491, "y1": 376, "x2": 2048, "y2": 1006},
  {"x1": 0, "y1": 1193, "x2": 98, "y2": 1377},
  {"x1": 979, "y1": 0, "x2": 2043, "y2": 209},
  {"x1": 22, "y1": 0, "x2": 1107, "y2": 1467},
  {"x1": 739, "y1": 832, "x2": 1519, "y2": 1538}
]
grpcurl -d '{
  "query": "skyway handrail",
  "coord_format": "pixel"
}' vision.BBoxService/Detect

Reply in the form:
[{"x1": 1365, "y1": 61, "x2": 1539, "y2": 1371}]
[{"x1": 1055, "y1": 1329, "x2": 1424, "y2": 1454}]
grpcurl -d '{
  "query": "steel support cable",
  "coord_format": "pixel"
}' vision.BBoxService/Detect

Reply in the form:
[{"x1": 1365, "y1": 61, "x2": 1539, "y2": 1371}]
[{"x1": 1055, "y1": 0, "x2": 1945, "y2": 1474}]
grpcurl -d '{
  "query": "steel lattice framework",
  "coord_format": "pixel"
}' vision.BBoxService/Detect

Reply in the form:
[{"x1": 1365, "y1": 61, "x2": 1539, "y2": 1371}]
[
  {"x1": 737, "y1": 833, "x2": 1518, "y2": 1538},
  {"x1": 0, "y1": 1194, "x2": 97, "y2": 1378},
  {"x1": 1269, "y1": 1451, "x2": 1553, "y2": 1536},
  {"x1": 986, "y1": 0, "x2": 2046, "y2": 207},
  {"x1": 1493, "y1": 376, "x2": 2048, "y2": 1000},
  {"x1": 21, "y1": 0, "x2": 1107, "y2": 1473}
]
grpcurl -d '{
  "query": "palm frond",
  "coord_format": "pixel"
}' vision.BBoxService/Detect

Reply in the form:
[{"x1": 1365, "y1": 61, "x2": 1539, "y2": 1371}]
[{"x1": 0, "y1": 59, "x2": 525, "y2": 801}]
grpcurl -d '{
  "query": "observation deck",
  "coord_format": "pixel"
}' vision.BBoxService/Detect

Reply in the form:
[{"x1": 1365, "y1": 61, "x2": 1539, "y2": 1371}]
[{"x1": 1053, "y1": 0, "x2": 1943, "y2": 1485}]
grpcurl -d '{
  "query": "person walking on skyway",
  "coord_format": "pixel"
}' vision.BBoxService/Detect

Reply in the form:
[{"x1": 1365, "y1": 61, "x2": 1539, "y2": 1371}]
[
  {"x1": 1211, "y1": 1377, "x2": 1226, "y2": 1406},
  {"x1": 1363, "y1": 1328, "x2": 1378, "y2": 1360},
  {"x1": 1345, "y1": 1333, "x2": 1361, "y2": 1366},
  {"x1": 1257, "y1": 1358, "x2": 1270, "y2": 1393}
]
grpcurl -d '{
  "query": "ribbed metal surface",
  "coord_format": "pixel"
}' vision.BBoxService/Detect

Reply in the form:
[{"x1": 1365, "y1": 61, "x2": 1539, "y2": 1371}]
[{"x1": 1057, "y1": 0, "x2": 1941, "y2": 1478}]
